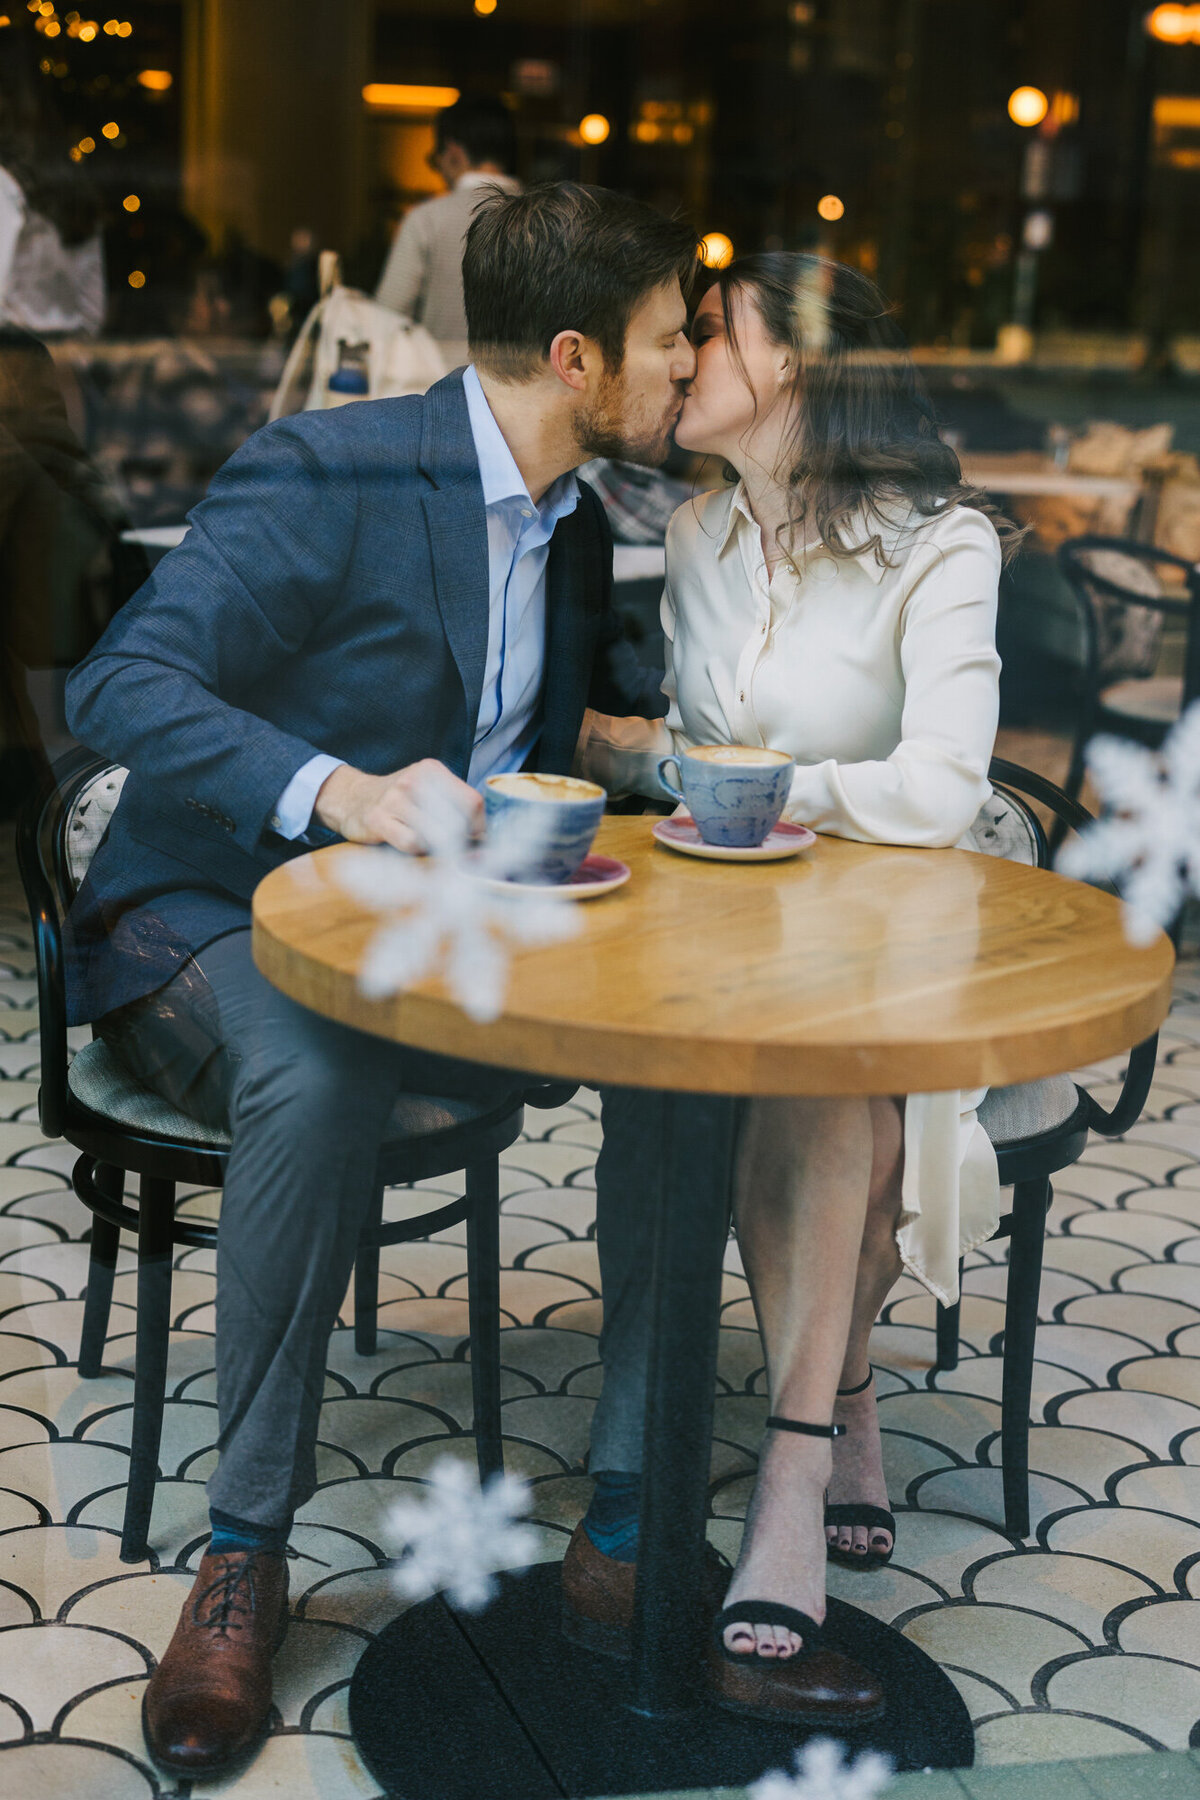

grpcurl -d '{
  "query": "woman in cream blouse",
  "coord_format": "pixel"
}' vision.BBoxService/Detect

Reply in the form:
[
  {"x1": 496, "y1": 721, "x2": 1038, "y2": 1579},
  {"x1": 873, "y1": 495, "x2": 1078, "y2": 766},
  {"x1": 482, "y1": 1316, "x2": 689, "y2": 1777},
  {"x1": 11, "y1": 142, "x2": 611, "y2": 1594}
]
[{"x1": 570, "y1": 253, "x2": 1015, "y2": 1713}]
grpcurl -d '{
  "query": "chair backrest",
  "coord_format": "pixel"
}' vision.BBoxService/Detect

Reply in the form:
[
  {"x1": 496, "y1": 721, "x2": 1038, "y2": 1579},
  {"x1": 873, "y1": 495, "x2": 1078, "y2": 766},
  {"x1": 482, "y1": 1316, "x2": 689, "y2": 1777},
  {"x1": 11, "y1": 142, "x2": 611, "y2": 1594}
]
[
  {"x1": 1059, "y1": 534, "x2": 1200, "y2": 689},
  {"x1": 968, "y1": 788, "x2": 1042, "y2": 868},
  {"x1": 16, "y1": 749, "x2": 127, "y2": 1138}
]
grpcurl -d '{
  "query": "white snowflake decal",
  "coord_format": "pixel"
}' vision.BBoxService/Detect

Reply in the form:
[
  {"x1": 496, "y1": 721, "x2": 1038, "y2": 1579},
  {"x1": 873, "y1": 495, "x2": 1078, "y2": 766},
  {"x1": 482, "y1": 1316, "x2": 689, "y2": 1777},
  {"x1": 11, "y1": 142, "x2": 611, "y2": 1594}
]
[
  {"x1": 749, "y1": 1738, "x2": 894, "y2": 1800},
  {"x1": 336, "y1": 768, "x2": 582, "y2": 1023},
  {"x1": 1057, "y1": 703, "x2": 1200, "y2": 945},
  {"x1": 385, "y1": 1456, "x2": 539, "y2": 1612}
]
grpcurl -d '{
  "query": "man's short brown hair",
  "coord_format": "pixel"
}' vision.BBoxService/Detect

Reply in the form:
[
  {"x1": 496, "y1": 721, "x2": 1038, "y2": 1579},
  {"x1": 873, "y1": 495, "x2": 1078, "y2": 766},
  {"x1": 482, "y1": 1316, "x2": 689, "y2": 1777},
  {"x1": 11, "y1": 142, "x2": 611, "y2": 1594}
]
[{"x1": 463, "y1": 182, "x2": 698, "y2": 380}]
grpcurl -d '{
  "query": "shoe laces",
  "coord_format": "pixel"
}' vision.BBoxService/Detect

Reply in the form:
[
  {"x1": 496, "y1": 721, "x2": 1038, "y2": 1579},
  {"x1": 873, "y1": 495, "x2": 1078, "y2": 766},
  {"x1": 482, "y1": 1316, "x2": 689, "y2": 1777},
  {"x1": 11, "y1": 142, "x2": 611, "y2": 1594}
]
[{"x1": 192, "y1": 1555, "x2": 261, "y2": 1637}]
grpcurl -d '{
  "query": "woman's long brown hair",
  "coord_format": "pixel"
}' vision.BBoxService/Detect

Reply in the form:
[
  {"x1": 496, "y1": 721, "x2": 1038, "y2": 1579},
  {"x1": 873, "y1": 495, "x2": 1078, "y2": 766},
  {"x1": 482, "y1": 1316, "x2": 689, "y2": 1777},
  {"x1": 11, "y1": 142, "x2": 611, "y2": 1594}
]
[{"x1": 709, "y1": 252, "x2": 1023, "y2": 568}]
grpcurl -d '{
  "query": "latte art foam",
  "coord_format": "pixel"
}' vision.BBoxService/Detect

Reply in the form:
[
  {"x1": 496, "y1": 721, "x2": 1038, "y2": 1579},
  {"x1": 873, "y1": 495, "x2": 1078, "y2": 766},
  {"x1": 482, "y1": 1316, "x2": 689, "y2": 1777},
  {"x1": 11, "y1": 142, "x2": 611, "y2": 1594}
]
[
  {"x1": 689, "y1": 745, "x2": 792, "y2": 767},
  {"x1": 486, "y1": 773, "x2": 604, "y2": 804}
]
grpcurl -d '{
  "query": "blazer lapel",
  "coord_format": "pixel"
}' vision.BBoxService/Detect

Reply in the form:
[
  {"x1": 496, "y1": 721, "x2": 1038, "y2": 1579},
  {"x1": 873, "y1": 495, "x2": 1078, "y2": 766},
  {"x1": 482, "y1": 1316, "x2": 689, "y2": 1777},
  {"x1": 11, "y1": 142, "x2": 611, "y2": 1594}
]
[
  {"x1": 418, "y1": 374, "x2": 490, "y2": 761},
  {"x1": 538, "y1": 503, "x2": 597, "y2": 775}
]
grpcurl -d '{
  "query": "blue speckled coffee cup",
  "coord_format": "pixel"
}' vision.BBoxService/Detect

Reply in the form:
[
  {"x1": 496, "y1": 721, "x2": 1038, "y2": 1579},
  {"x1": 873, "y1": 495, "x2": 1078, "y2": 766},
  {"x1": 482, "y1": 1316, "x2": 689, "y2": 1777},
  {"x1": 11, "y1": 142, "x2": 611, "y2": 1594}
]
[
  {"x1": 484, "y1": 772, "x2": 606, "y2": 883},
  {"x1": 657, "y1": 745, "x2": 794, "y2": 847}
]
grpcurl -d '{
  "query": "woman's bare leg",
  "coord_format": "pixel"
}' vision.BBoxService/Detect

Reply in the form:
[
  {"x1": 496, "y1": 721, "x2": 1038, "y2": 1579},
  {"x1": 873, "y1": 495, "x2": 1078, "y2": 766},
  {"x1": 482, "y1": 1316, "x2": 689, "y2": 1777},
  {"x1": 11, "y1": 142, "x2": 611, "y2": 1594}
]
[
  {"x1": 825, "y1": 1097, "x2": 905, "y2": 1560},
  {"x1": 722, "y1": 1095, "x2": 873, "y2": 1661}
]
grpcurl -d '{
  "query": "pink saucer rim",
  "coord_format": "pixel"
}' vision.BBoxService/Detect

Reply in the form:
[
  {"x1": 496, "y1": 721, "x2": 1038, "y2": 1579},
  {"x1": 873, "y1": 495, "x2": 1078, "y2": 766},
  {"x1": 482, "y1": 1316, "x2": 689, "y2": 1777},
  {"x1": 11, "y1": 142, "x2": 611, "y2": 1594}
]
[
  {"x1": 653, "y1": 815, "x2": 816, "y2": 852},
  {"x1": 478, "y1": 853, "x2": 631, "y2": 897}
]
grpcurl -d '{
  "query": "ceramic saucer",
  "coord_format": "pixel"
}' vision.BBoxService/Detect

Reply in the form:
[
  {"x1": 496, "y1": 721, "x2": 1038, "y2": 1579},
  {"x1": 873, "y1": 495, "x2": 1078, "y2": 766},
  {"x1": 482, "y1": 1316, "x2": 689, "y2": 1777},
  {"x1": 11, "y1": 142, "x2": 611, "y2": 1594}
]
[
  {"x1": 478, "y1": 853, "x2": 631, "y2": 899},
  {"x1": 652, "y1": 816, "x2": 815, "y2": 862}
]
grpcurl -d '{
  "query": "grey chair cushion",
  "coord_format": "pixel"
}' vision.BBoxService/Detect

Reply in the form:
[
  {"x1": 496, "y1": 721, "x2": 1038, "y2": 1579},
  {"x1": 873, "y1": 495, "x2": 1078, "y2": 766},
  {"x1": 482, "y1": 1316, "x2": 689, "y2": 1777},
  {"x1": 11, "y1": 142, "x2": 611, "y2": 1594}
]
[
  {"x1": 65, "y1": 766, "x2": 129, "y2": 888},
  {"x1": 977, "y1": 1074, "x2": 1082, "y2": 1146},
  {"x1": 68, "y1": 1039, "x2": 231, "y2": 1149},
  {"x1": 1099, "y1": 673, "x2": 1183, "y2": 726},
  {"x1": 68, "y1": 1038, "x2": 510, "y2": 1154}
]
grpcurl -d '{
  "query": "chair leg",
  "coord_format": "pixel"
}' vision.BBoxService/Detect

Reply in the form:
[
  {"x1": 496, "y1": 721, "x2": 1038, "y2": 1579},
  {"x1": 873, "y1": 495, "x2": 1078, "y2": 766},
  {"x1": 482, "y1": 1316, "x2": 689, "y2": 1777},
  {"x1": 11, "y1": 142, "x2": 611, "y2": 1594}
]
[
  {"x1": 355, "y1": 1185, "x2": 385, "y2": 1358},
  {"x1": 466, "y1": 1158, "x2": 503, "y2": 1483},
  {"x1": 78, "y1": 1163, "x2": 123, "y2": 1380},
  {"x1": 1000, "y1": 1177, "x2": 1050, "y2": 1541},
  {"x1": 121, "y1": 1176, "x2": 175, "y2": 1564},
  {"x1": 935, "y1": 1258, "x2": 964, "y2": 1372}
]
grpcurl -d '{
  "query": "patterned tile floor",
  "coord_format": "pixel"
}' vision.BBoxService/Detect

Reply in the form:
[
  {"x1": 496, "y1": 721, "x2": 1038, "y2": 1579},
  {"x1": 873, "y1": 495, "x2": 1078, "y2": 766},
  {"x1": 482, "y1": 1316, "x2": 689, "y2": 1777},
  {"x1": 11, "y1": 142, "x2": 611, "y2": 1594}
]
[{"x1": 1, "y1": 847, "x2": 1199, "y2": 1799}]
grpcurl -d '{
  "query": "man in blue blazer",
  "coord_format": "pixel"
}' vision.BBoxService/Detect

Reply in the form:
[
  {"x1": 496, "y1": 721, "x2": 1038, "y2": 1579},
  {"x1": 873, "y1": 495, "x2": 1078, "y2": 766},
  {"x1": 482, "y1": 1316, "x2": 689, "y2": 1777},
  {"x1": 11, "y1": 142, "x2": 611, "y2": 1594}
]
[{"x1": 64, "y1": 182, "x2": 697, "y2": 1777}]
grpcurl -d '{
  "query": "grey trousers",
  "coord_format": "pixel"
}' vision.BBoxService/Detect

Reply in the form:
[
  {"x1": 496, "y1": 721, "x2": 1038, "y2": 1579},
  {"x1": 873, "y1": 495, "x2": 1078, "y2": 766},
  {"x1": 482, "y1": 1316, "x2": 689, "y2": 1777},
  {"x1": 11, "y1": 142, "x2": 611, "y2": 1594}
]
[{"x1": 98, "y1": 928, "x2": 515, "y2": 1527}]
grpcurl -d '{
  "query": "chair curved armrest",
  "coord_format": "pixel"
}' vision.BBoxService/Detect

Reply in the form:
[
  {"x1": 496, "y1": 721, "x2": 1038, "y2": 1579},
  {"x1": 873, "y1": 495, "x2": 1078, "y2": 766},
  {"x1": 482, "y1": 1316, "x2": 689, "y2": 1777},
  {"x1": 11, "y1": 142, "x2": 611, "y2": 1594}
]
[{"x1": 1079, "y1": 1034, "x2": 1159, "y2": 1138}]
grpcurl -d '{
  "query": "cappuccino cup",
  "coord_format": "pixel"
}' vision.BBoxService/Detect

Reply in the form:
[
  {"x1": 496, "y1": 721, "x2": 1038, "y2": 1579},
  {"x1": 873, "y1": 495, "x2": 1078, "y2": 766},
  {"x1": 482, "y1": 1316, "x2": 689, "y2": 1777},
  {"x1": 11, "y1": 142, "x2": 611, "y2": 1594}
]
[
  {"x1": 657, "y1": 744, "x2": 794, "y2": 848},
  {"x1": 483, "y1": 772, "x2": 606, "y2": 883}
]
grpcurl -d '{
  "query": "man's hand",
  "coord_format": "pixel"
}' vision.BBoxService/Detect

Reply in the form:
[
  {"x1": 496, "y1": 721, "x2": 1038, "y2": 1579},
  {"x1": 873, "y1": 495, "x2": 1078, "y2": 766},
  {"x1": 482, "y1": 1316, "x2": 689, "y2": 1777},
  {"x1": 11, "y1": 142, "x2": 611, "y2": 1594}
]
[{"x1": 314, "y1": 760, "x2": 483, "y2": 854}]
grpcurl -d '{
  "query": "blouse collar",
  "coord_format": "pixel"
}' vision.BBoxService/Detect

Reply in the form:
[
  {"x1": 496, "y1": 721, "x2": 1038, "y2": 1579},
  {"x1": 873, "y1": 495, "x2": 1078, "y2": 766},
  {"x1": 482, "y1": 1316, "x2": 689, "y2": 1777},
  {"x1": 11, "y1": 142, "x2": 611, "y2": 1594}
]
[{"x1": 715, "y1": 479, "x2": 921, "y2": 585}]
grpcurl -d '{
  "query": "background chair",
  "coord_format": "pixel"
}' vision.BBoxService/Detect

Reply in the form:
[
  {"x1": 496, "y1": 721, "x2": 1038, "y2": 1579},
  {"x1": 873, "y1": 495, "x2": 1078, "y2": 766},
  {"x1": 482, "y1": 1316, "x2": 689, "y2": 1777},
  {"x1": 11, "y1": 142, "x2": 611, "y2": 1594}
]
[
  {"x1": 19, "y1": 748, "x2": 553, "y2": 1563},
  {"x1": 1056, "y1": 535, "x2": 1200, "y2": 827},
  {"x1": 938, "y1": 756, "x2": 1161, "y2": 1539}
]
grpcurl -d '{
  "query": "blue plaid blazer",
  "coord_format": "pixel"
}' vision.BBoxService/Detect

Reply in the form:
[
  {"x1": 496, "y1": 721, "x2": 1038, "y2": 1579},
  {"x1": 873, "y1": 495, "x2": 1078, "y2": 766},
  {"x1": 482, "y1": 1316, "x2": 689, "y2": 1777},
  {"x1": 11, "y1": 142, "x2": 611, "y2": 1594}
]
[{"x1": 63, "y1": 370, "x2": 665, "y2": 1024}]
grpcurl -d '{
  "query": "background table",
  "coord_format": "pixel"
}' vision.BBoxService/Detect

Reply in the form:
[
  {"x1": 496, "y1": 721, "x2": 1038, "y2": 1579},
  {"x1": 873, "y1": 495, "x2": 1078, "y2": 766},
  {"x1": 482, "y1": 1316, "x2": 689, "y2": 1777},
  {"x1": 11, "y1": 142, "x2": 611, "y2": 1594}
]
[{"x1": 253, "y1": 820, "x2": 1172, "y2": 1795}]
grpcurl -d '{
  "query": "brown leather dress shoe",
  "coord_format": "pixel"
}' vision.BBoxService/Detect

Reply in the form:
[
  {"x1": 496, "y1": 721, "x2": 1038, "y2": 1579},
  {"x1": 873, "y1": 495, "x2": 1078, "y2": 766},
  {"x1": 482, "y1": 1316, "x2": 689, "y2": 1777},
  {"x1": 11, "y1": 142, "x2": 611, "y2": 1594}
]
[
  {"x1": 560, "y1": 1521, "x2": 730, "y2": 1658},
  {"x1": 709, "y1": 1600, "x2": 884, "y2": 1724},
  {"x1": 142, "y1": 1549, "x2": 289, "y2": 1776}
]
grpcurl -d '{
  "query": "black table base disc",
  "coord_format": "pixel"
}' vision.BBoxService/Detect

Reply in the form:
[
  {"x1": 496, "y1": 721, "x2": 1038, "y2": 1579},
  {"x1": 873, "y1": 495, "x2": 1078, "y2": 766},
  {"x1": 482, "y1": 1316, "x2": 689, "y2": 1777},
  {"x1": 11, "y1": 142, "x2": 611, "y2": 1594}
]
[{"x1": 349, "y1": 1563, "x2": 974, "y2": 1800}]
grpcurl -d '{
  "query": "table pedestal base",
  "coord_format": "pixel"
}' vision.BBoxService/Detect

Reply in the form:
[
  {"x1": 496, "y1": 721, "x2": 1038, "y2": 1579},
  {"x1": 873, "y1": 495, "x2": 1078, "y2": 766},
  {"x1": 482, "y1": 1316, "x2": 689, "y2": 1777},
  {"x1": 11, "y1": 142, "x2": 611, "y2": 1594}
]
[{"x1": 348, "y1": 1563, "x2": 973, "y2": 1799}]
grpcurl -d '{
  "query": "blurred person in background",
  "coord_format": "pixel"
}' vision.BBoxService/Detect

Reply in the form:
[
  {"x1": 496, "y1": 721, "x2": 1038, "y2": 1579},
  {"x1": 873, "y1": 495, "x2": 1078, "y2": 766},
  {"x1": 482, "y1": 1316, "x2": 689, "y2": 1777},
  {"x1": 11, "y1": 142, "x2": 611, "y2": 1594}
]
[
  {"x1": 376, "y1": 93, "x2": 519, "y2": 366},
  {"x1": 0, "y1": 21, "x2": 104, "y2": 339}
]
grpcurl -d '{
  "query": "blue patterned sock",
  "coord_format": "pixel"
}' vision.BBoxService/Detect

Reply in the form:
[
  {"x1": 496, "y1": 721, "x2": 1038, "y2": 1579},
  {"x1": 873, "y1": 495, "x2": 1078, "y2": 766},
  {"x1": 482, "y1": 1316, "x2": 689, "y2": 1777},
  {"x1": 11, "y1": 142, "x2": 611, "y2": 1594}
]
[
  {"x1": 581, "y1": 1470, "x2": 641, "y2": 1563},
  {"x1": 208, "y1": 1506, "x2": 290, "y2": 1559}
]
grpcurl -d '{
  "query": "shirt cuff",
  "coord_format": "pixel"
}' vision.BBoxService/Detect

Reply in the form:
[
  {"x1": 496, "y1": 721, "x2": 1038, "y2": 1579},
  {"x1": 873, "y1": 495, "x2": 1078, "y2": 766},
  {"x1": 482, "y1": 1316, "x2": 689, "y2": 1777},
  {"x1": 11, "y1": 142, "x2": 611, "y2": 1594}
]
[{"x1": 271, "y1": 754, "x2": 345, "y2": 841}]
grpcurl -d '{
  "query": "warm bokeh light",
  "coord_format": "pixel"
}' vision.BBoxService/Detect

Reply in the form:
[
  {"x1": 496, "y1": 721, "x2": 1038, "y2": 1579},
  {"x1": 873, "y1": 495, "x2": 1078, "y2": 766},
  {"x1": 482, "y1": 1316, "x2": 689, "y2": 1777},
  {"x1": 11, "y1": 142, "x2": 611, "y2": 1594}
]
[
  {"x1": 699, "y1": 231, "x2": 734, "y2": 269},
  {"x1": 817, "y1": 193, "x2": 845, "y2": 221},
  {"x1": 101, "y1": 120, "x2": 119, "y2": 138},
  {"x1": 103, "y1": 16, "x2": 117, "y2": 30},
  {"x1": 1146, "y1": 3, "x2": 1200, "y2": 42},
  {"x1": 78, "y1": 20, "x2": 95, "y2": 38},
  {"x1": 77, "y1": 136, "x2": 94, "y2": 154},
  {"x1": 473, "y1": 0, "x2": 497, "y2": 13},
  {"x1": 579, "y1": 113, "x2": 611, "y2": 145},
  {"x1": 127, "y1": 270, "x2": 145, "y2": 289},
  {"x1": 363, "y1": 83, "x2": 460, "y2": 112},
  {"x1": 122, "y1": 193, "x2": 139, "y2": 212},
  {"x1": 137, "y1": 69, "x2": 173, "y2": 92},
  {"x1": 1008, "y1": 85, "x2": 1049, "y2": 127},
  {"x1": 1154, "y1": 94, "x2": 1200, "y2": 126},
  {"x1": 41, "y1": 18, "x2": 58, "y2": 33},
  {"x1": 117, "y1": 18, "x2": 131, "y2": 34}
]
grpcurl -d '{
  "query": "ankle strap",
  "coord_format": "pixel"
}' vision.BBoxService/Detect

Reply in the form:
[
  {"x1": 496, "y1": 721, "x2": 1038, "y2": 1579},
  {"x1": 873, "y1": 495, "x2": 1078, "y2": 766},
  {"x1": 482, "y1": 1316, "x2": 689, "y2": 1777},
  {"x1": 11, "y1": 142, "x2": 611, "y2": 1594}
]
[
  {"x1": 836, "y1": 1368, "x2": 874, "y2": 1398},
  {"x1": 765, "y1": 1415, "x2": 845, "y2": 1439}
]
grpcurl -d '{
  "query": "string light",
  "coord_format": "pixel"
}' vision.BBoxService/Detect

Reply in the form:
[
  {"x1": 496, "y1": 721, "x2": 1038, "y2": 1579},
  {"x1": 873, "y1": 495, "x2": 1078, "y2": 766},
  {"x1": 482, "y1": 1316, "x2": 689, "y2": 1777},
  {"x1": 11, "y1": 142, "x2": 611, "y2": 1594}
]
[
  {"x1": 101, "y1": 120, "x2": 119, "y2": 138},
  {"x1": 77, "y1": 135, "x2": 95, "y2": 153},
  {"x1": 473, "y1": 0, "x2": 497, "y2": 13},
  {"x1": 699, "y1": 231, "x2": 734, "y2": 268},
  {"x1": 127, "y1": 269, "x2": 145, "y2": 288},
  {"x1": 137, "y1": 68, "x2": 173, "y2": 91},
  {"x1": 817, "y1": 193, "x2": 845, "y2": 221},
  {"x1": 579, "y1": 113, "x2": 610, "y2": 145},
  {"x1": 1008, "y1": 85, "x2": 1049, "y2": 127},
  {"x1": 122, "y1": 193, "x2": 139, "y2": 211}
]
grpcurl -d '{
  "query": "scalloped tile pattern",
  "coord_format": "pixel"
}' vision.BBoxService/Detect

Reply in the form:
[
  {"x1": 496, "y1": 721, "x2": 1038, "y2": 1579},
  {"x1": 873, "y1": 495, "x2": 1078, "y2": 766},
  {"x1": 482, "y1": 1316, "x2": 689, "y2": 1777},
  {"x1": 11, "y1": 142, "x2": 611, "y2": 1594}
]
[{"x1": 1, "y1": 857, "x2": 1200, "y2": 1794}]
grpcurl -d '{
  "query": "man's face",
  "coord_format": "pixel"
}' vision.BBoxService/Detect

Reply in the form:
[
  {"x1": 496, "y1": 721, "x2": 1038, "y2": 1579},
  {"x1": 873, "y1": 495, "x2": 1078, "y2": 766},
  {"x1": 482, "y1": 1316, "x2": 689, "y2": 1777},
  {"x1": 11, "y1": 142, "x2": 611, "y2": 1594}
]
[{"x1": 574, "y1": 281, "x2": 696, "y2": 466}]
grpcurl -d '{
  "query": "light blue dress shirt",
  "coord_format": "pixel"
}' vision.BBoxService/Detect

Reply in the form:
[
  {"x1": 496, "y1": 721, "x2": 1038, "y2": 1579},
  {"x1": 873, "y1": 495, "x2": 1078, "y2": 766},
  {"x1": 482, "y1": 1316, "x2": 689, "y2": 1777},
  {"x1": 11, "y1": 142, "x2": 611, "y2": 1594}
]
[{"x1": 271, "y1": 364, "x2": 580, "y2": 838}]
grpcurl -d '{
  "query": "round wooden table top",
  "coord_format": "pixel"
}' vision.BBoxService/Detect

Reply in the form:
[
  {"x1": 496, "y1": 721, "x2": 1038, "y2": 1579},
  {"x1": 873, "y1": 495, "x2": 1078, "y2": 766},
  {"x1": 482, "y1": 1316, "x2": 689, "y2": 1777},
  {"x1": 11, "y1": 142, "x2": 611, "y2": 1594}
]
[{"x1": 251, "y1": 817, "x2": 1174, "y2": 1096}]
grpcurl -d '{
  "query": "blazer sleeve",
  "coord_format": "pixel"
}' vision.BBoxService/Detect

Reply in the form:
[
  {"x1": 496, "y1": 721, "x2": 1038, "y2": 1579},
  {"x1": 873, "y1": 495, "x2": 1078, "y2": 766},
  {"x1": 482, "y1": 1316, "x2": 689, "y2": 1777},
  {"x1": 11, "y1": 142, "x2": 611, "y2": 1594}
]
[{"x1": 64, "y1": 415, "x2": 359, "y2": 857}]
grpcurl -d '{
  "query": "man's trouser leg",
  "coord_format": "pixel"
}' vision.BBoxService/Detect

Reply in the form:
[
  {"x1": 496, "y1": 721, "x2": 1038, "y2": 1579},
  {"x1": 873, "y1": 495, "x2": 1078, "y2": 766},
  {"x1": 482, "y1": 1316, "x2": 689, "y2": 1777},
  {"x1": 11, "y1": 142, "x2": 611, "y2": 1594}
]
[
  {"x1": 587, "y1": 1085, "x2": 668, "y2": 1476},
  {"x1": 98, "y1": 928, "x2": 514, "y2": 1527}
]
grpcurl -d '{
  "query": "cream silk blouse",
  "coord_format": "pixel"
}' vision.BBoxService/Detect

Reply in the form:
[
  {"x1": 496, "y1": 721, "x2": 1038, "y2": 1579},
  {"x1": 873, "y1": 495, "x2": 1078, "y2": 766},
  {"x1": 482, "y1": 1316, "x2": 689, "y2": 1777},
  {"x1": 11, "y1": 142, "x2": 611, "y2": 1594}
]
[{"x1": 577, "y1": 481, "x2": 1005, "y2": 1305}]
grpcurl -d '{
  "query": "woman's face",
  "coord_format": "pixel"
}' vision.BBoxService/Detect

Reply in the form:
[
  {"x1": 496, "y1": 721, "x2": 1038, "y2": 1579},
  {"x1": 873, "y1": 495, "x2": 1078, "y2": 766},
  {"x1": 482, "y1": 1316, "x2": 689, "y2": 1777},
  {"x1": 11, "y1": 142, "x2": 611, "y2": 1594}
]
[{"x1": 674, "y1": 282, "x2": 793, "y2": 466}]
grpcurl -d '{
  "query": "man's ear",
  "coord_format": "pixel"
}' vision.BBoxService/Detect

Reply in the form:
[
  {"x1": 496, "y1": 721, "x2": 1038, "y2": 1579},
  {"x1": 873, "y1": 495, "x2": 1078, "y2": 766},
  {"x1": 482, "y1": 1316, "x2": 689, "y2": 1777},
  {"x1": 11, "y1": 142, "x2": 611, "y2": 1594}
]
[{"x1": 547, "y1": 329, "x2": 596, "y2": 392}]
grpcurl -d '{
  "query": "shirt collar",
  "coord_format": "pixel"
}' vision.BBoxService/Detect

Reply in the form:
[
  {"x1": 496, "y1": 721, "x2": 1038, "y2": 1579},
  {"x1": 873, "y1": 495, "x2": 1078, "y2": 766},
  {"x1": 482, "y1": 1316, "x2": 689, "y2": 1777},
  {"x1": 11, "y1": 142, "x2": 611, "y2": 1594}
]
[
  {"x1": 715, "y1": 479, "x2": 896, "y2": 583},
  {"x1": 462, "y1": 363, "x2": 579, "y2": 524},
  {"x1": 455, "y1": 171, "x2": 521, "y2": 193}
]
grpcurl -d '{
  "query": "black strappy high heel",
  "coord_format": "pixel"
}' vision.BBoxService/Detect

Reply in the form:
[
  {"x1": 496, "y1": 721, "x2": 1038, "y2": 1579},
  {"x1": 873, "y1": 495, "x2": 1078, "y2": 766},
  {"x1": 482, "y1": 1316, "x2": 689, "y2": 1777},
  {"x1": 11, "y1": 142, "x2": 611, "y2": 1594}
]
[
  {"x1": 824, "y1": 1369, "x2": 895, "y2": 1572},
  {"x1": 716, "y1": 1415, "x2": 843, "y2": 1670},
  {"x1": 710, "y1": 1414, "x2": 885, "y2": 1724}
]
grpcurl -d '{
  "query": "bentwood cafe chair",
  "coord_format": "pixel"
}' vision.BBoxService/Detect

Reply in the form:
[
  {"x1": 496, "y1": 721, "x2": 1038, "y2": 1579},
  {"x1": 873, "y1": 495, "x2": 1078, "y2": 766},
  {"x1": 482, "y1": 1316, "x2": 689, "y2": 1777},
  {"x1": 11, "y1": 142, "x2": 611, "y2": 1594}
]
[
  {"x1": 944, "y1": 757, "x2": 1161, "y2": 1538},
  {"x1": 19, "y1": 749, "x2": 571, "y2": 1563}
]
